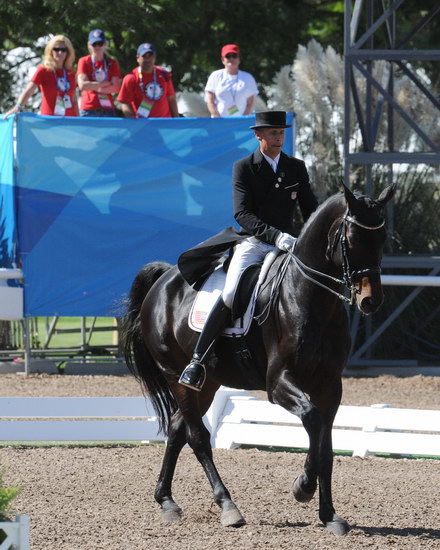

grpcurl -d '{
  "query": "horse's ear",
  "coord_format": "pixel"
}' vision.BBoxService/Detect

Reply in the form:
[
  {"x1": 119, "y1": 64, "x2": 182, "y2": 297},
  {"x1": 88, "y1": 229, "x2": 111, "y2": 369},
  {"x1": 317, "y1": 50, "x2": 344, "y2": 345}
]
[
  {"x1": 342, "y1": 182, "x2": 358, "y2": 210},
  {"x1": 377, "y1": 183, "x2": 396, "y2": 206}
]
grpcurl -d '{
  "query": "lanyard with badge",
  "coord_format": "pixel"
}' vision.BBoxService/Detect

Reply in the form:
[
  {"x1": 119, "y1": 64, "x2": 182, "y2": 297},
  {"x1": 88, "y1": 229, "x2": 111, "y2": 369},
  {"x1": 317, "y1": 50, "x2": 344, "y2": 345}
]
[
  {"x1": 136, "y1": 67, "x2": 160, "y2": 118},
  {"x1": 54, "y1": 68, "x2": 72, "y2": 116},
  {"x1": 226, "y1": 71, "x2": 240, "y2": 116},
  {"x1": 92, "y1": 55, "x2": 112, "y2": 108}
]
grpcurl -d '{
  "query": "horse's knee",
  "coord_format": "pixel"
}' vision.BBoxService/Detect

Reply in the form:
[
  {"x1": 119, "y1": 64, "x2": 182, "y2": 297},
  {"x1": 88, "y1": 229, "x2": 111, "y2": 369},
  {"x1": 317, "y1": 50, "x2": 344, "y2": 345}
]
[
  {"x1": 302, "y1": 406, "x2": 321, "y2": 435},
  {"x1": 186, "y1": 423, "x2": 212, "y2": 453}
]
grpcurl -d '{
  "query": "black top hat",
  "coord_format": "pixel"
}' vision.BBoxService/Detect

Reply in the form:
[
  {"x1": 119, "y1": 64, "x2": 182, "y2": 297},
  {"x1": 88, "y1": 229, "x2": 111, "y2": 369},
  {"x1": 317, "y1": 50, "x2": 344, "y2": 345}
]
[{"x1": 249, "y1": 111, "x2": 291, "y2": 129}]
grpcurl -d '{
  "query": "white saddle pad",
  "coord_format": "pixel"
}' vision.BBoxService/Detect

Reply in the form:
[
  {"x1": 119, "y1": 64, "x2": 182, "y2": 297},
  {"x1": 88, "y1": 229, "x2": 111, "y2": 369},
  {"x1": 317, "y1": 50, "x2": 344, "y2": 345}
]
[{"x1": 188, "y1": 249, "x2": 279, "y2": 337}]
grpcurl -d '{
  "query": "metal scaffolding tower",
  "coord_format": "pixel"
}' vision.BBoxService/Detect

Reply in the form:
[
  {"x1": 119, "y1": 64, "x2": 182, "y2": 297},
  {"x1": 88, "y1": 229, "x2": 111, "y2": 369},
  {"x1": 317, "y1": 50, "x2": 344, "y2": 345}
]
[
  {"x1": 344, "y1": 0, "x2": 440, "y2": 193},
  {"x1": 344, "y1": 1, "x2": 440, "y2": 368}
]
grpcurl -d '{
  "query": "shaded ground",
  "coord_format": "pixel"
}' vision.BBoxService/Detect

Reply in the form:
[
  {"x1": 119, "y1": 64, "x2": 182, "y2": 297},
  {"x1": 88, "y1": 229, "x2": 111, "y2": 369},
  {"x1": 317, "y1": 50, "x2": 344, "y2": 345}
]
[{"x1": 1, "y1": 374, "x2": 439, "y2": 549}]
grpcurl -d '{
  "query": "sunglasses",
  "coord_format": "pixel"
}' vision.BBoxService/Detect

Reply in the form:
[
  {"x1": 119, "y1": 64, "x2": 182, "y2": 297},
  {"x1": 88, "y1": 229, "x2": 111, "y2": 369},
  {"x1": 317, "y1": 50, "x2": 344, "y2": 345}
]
[
  {"x1": 225, "y1": 53, "x2": 238, "y2": 59},
  {"x1": 92, "y1": 41, "x2": 104, "y2": 47},
  {"x1": 53, "y1": 47, "x2": 68, "y2": 53}
]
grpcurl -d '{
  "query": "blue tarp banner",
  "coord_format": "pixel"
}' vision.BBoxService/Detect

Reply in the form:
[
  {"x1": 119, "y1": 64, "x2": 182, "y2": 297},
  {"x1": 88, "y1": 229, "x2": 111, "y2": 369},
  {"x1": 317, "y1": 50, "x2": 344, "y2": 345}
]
[
  {"x1": 0, "y1": 117, "x2": 16, "y2": 268},
  {"x1": 13, "y1": 113, "x2": 294, "y2": 316}
]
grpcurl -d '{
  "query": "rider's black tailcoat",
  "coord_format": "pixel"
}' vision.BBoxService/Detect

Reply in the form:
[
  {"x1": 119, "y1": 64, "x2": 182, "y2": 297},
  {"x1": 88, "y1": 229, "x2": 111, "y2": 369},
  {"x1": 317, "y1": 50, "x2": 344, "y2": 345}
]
[{"x1": 178, "y1": 148, "x2": 318, "y2": 287}]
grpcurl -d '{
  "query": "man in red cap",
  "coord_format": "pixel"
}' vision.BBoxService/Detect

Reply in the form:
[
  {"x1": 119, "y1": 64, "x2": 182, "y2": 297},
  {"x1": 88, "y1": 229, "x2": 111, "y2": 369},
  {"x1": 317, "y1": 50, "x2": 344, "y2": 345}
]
[{"x1": 205, "y1": 43, "x2": 258, "y2": 117}]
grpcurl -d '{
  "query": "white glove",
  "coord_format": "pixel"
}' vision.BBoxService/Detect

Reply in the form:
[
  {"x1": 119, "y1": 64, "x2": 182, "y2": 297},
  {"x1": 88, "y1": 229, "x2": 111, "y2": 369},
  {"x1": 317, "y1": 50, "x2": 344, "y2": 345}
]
[{"x1": 275, "y1": 232, "x2": 296, "y2": 252}]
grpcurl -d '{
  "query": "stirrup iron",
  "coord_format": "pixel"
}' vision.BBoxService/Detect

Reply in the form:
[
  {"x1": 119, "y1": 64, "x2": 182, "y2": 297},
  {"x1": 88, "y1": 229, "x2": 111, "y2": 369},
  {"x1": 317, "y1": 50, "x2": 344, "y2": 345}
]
[{"x1": 178, "y1": 361, "x2": 206, "y2": 391}]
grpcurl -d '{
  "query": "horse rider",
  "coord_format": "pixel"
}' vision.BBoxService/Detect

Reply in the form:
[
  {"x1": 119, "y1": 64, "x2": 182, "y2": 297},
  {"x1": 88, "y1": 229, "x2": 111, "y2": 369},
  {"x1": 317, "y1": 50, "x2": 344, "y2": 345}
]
[{"x1": 178, "y1": 110, "x2": 319, "y2": 391}]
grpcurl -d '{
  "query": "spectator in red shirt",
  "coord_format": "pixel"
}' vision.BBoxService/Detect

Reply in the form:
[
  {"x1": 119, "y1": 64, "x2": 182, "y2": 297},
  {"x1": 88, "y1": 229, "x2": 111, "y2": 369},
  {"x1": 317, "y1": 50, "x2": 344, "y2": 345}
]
[
  {"x1": 77, "y1": 29, "x2": 121, "y2": 117},
  {"x1": 4, "y1": 34, "x2": 79, "y2": 118},
  {"x1": 117, "y1": 43, "x2": 179, "y2": 118}
]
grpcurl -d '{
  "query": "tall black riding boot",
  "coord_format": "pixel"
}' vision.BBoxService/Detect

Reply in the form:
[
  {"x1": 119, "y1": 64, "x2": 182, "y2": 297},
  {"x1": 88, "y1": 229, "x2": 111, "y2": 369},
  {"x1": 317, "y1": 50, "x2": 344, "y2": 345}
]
[{"x1": 179, "y1": 297, "x2": 231, "y2": 391}]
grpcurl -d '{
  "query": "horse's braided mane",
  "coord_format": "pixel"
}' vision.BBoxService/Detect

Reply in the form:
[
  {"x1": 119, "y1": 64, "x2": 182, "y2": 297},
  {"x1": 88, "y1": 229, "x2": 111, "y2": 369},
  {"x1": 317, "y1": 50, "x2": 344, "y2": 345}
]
[{"x1": 298, "y1": 192, "x2": 345, "y2": 240}]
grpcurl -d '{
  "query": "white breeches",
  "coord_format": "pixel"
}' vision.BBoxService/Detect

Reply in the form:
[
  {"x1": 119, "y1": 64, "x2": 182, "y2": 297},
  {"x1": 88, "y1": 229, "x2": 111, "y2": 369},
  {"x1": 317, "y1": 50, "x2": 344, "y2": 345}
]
[{"x1": 222, "y1": 237, "x2": 276, "y2": 308}]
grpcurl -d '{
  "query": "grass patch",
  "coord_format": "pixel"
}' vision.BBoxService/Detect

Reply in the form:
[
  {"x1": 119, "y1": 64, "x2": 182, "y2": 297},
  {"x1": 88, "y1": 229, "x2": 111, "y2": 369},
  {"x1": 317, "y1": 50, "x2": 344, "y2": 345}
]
[
  {"x1": 236, "y1": 444, "x2": 440, "y2": 460},
  {"x1": 33, "y1": 317, "x2": 117, "y2": 349}
]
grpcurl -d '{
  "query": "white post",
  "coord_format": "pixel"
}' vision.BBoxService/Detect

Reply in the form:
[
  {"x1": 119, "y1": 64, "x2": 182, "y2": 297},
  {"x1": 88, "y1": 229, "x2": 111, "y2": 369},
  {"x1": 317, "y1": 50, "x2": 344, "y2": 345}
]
[
  {"x1": 18, "y1": 515, "x2": 30, "y2": 550},
  {"x1": 0, "y1": 514, "x2": 29, "y2": 550},
  {"x1": 23, "y1": 319, "x2": 31, "y2": 376}
]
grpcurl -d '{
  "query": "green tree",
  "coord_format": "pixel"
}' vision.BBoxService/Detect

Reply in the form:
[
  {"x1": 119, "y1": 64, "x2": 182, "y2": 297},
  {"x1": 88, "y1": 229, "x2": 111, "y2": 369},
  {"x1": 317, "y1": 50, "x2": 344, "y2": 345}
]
[
  {"x1": 0, "y1": 466, "x2": 21, "y2": 522},
  {"x1": 0, "y1": 0, "x2": 345, "y2": 111},
  {"x1": 3, "y1": 1, "x2": 438, "y2": 112}
]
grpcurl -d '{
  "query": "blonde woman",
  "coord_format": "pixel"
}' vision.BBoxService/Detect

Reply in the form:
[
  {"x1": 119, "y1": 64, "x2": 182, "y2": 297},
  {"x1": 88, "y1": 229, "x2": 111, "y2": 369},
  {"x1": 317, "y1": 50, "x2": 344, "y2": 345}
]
[{"x1": 4, "y1": 35, "x2": 79, "y2": 118}]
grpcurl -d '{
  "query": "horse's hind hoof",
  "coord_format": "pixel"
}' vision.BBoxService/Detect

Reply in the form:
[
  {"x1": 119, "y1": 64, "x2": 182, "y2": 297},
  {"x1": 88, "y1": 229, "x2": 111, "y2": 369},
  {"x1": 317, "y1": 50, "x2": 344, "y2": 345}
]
[
  {"x1": 325, "y1": 515, "x2": 350, "y2": 536},
  {"x1": 221, "y1": 507, "x2": 246, "y2": 527},
  {"x1": 292, "y1": 475, "x2": 316, "y2": 503},
  {"x1": 160, "y1": 506, "x2": 182, "y2": 523}
]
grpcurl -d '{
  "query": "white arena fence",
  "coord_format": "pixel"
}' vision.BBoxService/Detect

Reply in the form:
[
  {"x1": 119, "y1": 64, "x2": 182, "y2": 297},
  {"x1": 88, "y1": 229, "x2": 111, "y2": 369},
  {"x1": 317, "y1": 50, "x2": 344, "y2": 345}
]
[
  {"x1": 1, "y1": 389, "x2": 439, "y2": 459},
  {"x1": 0, "y1": 515, "x2": 29, "y2": 550}
]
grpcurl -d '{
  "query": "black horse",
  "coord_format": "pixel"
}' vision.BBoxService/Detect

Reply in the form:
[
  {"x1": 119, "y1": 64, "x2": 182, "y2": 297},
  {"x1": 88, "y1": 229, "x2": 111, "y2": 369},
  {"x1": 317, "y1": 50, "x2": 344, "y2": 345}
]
[{"x1": 122, "y1": 184, "x2": 395, "y2": 536}]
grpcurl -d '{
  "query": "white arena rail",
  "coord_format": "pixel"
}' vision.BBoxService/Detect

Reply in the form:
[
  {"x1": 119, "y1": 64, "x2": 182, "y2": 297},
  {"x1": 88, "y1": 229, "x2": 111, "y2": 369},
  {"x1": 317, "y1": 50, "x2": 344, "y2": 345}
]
[
  {"x1": 381, "y1": 274, "x2": 440, "y2": 286},
  {"x1": 0, "y1": 396, "x2": 165, "y2": 442},
  {"x1": 0, "y1": 390, "x2": 439, "y2": 458},
  {"x1": 212, "y1": 395, "x2": 440, "y2": 458}
]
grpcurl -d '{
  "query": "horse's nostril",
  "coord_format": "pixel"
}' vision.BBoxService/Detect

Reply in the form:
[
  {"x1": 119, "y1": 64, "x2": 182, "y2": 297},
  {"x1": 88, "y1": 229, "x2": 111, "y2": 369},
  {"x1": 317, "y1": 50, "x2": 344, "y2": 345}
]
[{"x1": 360, "y1": 295, "x2": 383, "y2": 314}]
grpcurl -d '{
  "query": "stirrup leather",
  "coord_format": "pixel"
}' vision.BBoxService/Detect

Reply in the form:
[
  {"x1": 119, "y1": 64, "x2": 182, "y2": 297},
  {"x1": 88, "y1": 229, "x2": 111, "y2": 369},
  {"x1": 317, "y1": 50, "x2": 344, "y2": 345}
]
[{"x1": 178, "y1": 361, "x2": 206, "y2": 391}]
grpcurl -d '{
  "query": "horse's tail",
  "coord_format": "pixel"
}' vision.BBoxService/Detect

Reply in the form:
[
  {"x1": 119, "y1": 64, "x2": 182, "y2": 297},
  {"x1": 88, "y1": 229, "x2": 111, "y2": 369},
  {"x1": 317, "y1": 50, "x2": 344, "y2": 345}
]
[{"x1": 121, "y1": 261, "x2": 177, "y2": 435}]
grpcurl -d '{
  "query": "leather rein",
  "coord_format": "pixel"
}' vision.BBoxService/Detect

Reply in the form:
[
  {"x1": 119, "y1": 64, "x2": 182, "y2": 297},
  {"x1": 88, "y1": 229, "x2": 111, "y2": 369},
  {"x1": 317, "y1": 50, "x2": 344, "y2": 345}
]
[
  {"x1": 288, "y1": 209, "x2": 385, "y2": 305},
  {"x1": 254, "y1": 209, "x2": 385, "y2": 325}
]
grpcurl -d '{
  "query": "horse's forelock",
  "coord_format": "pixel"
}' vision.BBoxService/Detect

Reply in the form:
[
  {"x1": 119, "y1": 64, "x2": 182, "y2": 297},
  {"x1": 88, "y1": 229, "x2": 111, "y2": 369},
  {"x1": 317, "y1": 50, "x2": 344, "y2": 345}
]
[{"x1": 354, "y1": 194, "x2": 383, "y2": 210}]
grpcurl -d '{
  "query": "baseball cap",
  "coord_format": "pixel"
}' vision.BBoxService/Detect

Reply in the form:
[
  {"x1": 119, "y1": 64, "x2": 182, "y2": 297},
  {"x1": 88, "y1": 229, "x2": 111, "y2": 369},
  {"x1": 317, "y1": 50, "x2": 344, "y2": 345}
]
[
  {"x1": 88, "y1": 29, "x2": 106, "y2": 44},
  {"x1": 137, "y1": 43, "x2": 156, "y2": 56},
  {"x1": 221, "y1": 44, "x2": 240, "y2": 57}
]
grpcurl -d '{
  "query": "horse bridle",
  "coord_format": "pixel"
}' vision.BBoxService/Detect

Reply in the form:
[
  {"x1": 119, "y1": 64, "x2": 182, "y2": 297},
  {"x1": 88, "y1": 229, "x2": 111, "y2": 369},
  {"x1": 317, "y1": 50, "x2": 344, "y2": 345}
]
[
  {"x1": 288, "y1": 209, "x2": 385, "y2": 305},
  {"x1": 340, "y1": 210, "x2": 385, "y2": 286}
]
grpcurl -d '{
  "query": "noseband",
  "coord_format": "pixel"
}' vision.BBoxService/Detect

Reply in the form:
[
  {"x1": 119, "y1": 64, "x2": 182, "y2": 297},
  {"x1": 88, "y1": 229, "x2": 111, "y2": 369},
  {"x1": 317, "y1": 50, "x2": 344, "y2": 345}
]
[
  {"x1": 289, "y1": 209, "x2": 385, "y2": 305},
  {"x1": 339, "y1": 210, "x2": 384, "y2": 288}
]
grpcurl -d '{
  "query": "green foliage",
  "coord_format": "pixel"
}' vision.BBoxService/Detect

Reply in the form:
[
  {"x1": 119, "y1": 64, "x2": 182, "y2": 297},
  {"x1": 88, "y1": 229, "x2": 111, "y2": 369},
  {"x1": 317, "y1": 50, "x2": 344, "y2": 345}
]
[
  {"x1": 369, "y1": 168, "x2": 440, "y2": 362},
  {"x1": 370, "y1": 285, "x2": 440, "y2": 363},
  {"x1": 0, "y1": 0, "x2": 345, "y2": 111},
  {"x1": 0, "y1": 466, "x2": 21, "y2": 522},
  {"x1": 391, "y1": 169, "x2": 440, "y2": 254},
  {"x1": 2, "y1": 1, "x2": 439, "y2": 111}
]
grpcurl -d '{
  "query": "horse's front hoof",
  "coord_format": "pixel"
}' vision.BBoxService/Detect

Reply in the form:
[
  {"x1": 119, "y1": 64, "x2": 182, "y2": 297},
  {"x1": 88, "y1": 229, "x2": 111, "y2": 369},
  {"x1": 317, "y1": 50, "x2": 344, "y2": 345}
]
[
  {"x1": 221, "y1": 507, "x2": 246, "y2": 527},
  {"x1": 160, "y1": 505, "x2": 182, "y2": 523},
  {"x1": 325, "y1": 515, "x2": 350, "y2": 536},
  {"x1": 292, "y1": 475, "x2": 316, "y2": 503}
]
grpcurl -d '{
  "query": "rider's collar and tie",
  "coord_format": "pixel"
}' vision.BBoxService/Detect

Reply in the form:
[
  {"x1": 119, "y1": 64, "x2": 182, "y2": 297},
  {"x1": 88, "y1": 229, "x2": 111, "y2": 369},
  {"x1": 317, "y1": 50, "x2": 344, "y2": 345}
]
[{"x1": 262, "y1": 152, "x2": 280, "y2": 173}]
